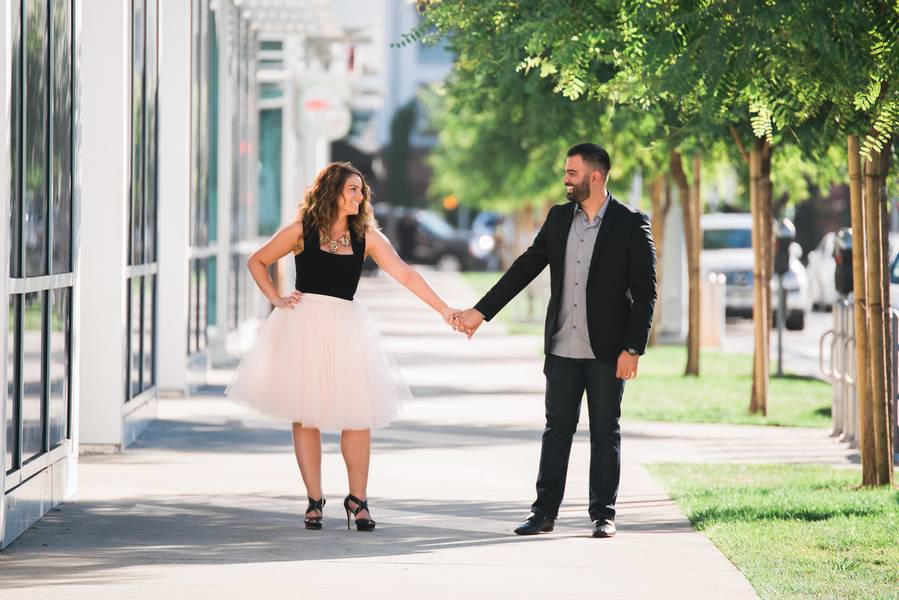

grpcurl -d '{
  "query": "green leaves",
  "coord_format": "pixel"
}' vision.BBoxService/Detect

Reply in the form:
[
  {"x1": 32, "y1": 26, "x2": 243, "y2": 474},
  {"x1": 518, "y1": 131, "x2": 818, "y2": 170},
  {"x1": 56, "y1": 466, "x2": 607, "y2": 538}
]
[
  {"x1": 749, "y1": 100, "x2": 774, "y2": 142},
  {"x1": 417, "y1": 0, "x2": 899, "y2": 208}
]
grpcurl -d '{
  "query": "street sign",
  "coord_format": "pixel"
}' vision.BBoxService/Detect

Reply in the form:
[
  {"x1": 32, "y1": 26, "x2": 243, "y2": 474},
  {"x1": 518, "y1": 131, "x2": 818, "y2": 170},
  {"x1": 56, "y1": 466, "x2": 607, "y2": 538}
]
[{"x1": 296, "y1": 78, "x2": 352, "y2": 141}]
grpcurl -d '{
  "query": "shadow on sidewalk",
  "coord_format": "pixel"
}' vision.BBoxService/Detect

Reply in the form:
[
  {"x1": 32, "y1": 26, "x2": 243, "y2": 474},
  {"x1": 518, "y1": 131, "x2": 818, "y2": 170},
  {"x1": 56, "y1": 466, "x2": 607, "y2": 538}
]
[
  {"x1": 409, "y1": 385, "x2": 544, "y2": 398},
  {"x1": 0, "y1": 494, "x2": 576, "y2": 589},
  {"x1": 0, "y1": 491, "x2": 696, "y2": 589},
  {"x1": 121, "y1": 418, "x2": 545, "y2": 455}
]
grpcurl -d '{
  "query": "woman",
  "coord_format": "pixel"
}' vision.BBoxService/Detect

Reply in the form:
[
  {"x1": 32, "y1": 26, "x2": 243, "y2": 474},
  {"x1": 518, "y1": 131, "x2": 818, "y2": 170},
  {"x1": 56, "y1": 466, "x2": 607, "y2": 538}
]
[{"x1": 226, "y1": 162, "x2": 459, "y2": 532}]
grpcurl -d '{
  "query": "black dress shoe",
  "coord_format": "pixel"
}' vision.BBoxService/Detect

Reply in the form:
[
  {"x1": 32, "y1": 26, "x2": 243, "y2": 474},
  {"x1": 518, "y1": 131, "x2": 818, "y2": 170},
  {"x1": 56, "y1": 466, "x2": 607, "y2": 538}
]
[
  {"x1": 514, "y1": 512, "x2": 555, "y2": 535},
  {"x1": 592, "y1": 518, "x2": 616, "y2": 538}
]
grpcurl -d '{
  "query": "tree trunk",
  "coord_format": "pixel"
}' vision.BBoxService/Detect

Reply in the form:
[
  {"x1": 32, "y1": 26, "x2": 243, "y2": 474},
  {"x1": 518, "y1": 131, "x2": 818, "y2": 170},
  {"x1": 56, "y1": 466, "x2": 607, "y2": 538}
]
[
  {"x1": 761, "y1": 145, "x2": 774, "y2": 357},
  {"x1": 879, "y1": 154, "x2": 894, "y2": 481},
  {"x1": 749, "y1": 139, "x2": 770, "y2": 414},
  {"x1": 863, "y1": 144, "x2": 894, "y2": 485},
  {"x1": 848, "y1": 135, "x2": 877, "y2": 485},
  {"x1": 649, "y1": 176, "x2": 671, "y2": 347},
  {"x1": 689, "y1": 156, "x2": 702, "y2": 369},
  {"x1": 671, "y1": 151, "x2": 700, "y2": 376}
]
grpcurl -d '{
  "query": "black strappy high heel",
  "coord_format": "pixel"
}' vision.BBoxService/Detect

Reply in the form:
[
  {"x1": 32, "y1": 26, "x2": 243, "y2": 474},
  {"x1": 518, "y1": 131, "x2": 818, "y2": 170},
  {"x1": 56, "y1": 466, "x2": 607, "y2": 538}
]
[
  {"x1": 304, "y1": 497, "x2": 326, "y2": 530},
  {"x1": 343, "y1": 494, "x2": 376, "y2": 532}
]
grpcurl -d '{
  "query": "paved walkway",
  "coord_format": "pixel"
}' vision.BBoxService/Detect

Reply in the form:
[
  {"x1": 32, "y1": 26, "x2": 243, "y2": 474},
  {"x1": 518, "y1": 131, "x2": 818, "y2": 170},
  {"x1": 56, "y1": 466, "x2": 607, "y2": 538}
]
[{"x1": 0, "y1": 270, "x2": 857, "y2": 599}]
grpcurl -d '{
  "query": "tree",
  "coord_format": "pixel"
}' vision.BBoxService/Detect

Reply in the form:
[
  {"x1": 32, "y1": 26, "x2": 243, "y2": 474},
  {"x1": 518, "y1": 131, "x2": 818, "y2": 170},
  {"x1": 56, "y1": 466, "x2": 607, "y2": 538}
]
[
  {"x1": 418, "y1": 1, "x2": 712, "y2": 375},
  {"x1": 418, "y1": 1, "x2": 896, "y2": 473},
  {"x1": 729, "y1": 0, "x2": 898, "y2": 484}
]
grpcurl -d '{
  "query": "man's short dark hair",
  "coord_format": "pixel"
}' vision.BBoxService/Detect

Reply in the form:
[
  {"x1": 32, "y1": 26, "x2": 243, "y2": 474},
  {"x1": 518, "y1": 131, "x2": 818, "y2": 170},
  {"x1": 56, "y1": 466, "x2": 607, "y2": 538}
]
[{"x1": 567, "y1": 143, "x2": 611, "y2": 176}]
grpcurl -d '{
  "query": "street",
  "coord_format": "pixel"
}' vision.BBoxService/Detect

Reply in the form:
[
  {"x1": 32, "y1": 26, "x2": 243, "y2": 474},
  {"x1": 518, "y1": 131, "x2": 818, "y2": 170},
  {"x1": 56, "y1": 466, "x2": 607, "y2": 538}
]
[{"x1": 721, "y1": 310, "x2": 833, "y2": 381}]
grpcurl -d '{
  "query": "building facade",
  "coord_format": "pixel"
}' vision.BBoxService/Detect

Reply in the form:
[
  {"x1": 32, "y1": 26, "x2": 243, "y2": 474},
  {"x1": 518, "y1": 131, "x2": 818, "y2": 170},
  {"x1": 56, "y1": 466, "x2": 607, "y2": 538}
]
[
  {"x1": 0, "y1": 0, "x2": 78, "y2": 548},
  {"x1": 1, "y1": 0, "x2": 353, "y2": 549}
]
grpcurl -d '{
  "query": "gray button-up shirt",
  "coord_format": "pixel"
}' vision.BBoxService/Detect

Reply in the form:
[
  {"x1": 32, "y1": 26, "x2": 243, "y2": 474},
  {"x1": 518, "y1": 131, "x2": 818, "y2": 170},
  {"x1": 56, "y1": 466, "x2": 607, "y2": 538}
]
[{"x1": 550, "y1": 195, "x2": 611, "y2": 359}]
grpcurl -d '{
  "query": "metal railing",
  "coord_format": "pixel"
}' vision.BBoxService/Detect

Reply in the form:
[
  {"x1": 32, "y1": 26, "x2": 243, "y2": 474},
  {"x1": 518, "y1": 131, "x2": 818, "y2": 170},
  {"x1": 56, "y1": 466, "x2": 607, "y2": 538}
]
[{"x1": 820, "y1": 299, "x2": 899, "y2": 457}]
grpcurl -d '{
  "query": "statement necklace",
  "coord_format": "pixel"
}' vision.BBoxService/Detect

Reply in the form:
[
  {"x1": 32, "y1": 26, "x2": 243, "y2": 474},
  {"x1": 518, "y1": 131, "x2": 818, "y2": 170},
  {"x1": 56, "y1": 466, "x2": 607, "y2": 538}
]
[{"x1": 321, "y1": 229, "x2": 351, "y2": 253}]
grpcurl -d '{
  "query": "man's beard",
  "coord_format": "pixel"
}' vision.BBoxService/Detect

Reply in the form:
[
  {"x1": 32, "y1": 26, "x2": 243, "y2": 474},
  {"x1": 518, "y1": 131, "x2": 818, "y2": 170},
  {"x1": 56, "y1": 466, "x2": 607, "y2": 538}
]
[{"x1": 566, "y1": 177, "x2": 590, "y2": 203}]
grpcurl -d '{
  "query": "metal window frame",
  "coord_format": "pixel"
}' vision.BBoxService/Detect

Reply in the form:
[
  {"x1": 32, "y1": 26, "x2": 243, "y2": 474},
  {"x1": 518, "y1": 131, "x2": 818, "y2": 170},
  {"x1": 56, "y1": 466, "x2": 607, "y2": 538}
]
[
  {"x1": 5, "y1": 0, "x2": 77, "y2": 481},
  {"x1": 7, "y1": 296, "x2": 21, "y2": 475},
  {"x1": 124, "y1": 0, "x2": 159, "y2": 405},
  {"x1": 187, "y1": 0, "x2": 219, "y2": 358},
  {"x1": 4, "y1": 439, "x2": 69, "y2": 493}
]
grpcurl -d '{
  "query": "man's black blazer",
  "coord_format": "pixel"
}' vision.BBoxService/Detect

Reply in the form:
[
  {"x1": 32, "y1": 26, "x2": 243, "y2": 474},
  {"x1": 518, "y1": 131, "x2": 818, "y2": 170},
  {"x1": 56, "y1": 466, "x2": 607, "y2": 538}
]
[{"x1": 474, "y1": 196, "x2": 657, "y2": 361}]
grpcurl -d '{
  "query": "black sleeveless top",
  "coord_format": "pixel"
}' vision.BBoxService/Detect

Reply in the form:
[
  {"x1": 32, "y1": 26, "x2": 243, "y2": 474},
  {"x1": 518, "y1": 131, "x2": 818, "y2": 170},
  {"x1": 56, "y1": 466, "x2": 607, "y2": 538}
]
[{"x1": 295, "y1": 226, "x2": 365, "y2": 301}]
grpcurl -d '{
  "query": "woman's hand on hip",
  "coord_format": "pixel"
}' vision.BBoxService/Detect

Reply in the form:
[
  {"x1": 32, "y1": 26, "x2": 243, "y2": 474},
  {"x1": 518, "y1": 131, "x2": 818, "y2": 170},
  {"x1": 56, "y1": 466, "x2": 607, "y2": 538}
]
[{"x1": 271, "y1": 291, "x2": 303, "y2": 309}]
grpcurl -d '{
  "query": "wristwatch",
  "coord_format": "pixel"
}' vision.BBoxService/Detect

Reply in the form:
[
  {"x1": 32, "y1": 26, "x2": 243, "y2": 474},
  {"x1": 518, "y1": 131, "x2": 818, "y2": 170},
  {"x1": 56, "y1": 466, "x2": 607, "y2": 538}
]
[{"x1": 625, "y1": 348, "x2": 640, "y2": 356}]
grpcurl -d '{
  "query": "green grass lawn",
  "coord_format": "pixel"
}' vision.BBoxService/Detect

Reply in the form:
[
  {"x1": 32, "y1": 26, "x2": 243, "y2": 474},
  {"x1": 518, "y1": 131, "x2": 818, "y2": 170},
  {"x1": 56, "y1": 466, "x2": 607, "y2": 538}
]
[
  {"x1": 627, "y1": 346, "x2": 831, "y2": 427},
  {"x1": 648, "y1": 464, "x2": 899, "y2": 600},
  {"x1": 463, "y1": 272, "x2": 832, "y2": 428}
]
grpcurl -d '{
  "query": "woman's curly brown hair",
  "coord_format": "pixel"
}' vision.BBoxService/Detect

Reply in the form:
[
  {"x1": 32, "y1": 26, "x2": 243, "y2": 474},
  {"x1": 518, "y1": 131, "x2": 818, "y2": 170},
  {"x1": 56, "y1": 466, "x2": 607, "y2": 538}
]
[{"x1": 295, "y1": 162, "x2": 375, "y2": 244}]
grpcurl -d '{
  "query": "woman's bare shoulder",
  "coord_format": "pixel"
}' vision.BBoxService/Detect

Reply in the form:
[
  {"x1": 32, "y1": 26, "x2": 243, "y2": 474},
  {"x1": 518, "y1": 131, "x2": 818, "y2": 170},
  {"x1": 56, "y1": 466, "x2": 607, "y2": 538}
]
[{"x1": 365, "y1": 225, "x2": 390, "y2": 245}]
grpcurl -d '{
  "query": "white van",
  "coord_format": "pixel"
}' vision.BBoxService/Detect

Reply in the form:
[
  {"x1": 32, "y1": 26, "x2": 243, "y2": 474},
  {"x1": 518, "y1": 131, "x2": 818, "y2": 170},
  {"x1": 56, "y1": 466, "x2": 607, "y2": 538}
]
[{"x1": 701, "y1": 213, "x2": 810, "y2": 330}]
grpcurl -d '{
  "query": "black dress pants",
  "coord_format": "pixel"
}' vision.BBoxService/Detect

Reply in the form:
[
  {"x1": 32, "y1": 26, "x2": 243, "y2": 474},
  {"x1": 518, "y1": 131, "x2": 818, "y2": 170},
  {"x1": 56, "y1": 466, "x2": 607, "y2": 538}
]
[{"x1": 531, "y1": 354, "x2": 623, "y2": 521}]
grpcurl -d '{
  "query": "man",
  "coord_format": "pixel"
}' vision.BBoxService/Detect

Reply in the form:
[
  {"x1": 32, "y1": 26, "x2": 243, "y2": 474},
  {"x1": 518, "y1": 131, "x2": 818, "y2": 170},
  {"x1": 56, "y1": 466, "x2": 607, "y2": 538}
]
[{"x1": 455, "y1": 143, "x2": 656, "y2": 538}]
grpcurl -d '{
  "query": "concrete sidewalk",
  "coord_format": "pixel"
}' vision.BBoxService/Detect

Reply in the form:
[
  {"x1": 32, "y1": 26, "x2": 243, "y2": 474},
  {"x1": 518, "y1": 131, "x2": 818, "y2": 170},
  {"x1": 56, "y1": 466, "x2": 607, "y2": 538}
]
[{"x1": 5, "y1": 269, "x2": 854, "y2": 599}]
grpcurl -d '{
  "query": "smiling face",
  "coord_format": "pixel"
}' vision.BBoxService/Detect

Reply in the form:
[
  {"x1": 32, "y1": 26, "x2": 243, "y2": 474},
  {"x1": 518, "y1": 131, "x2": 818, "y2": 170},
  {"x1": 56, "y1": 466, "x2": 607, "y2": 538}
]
[
  {"x1": 338, "y1": 174, "x2": 364, "y2": 218},
  {"x1": 299, "y1": 162, "x2": 375, "y2": 242},
  {"x1": 564, "y1": 154, "x2": 604, "y2": 203}
]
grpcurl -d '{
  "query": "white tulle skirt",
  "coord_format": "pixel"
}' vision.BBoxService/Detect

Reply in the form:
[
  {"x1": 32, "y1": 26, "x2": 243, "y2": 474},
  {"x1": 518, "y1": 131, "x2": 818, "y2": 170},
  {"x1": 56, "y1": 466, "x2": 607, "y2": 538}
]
[{"x1": 225, "y1": 293, "x2": 410, "y2": 431}]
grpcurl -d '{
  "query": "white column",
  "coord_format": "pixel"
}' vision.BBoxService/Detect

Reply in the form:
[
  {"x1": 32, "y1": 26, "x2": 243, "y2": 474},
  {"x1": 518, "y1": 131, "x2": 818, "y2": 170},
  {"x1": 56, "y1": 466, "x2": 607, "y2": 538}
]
[
  {"x1": 658, "y1": 190, "x2": 688, "y2": 343},
  {"x1": 156, "y1": 0, "x2": 192, "y2": 395},
  {"x1": 67, "y1": 0, "x2": 84, "y2": 489},
  {"x1": 210, "y1": 6, "x2": 232, "y2": 363},
  {"x1": 280, "y1": 100, "x2": 299, "y2": 227},
  {"x1": 77, "y1": 0, "x2": 130, "y2": 448},
  {"x1": 276, "y1": 92, "x2": 297, "y2": 298}
]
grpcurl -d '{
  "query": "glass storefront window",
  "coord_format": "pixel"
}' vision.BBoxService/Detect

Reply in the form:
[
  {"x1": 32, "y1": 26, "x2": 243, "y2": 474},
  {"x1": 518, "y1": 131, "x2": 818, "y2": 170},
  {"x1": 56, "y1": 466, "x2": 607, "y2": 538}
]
[
  {"x1": 187, "y1": 2, "x2": 221, "y2": 353},
  {"x1": 130, "y1": 0, "x2": 145, "y2": 266},
  {"x1": 21, "y1": 292, "x2": 44, "y2": 463},
  {"x1": 206, "y1": 256, "x2": 217, "y2": 328},
  {"x1": 7, "y1": 0, "x2": 76, "y2": 475},
  {"x1": 10, "y1": 3, "x2": 22, "y2": 278},
  {"x1": 48, "y1": 288, "x2": 70, "y2": 448},
  {"x1": 6, "y1": 297, "x2": 19, "y2": 473},
  {"x1": 142, "y1": 276, "x2": 155, "y2": 391},
  {"x1": 257, "y1": 109, "x2": 282, "y2": 237},
  {"x1": 51, "y1": 0, "x2": 73, "y2": 274},
  {"x1": 208, "y1": 12, "x2": 218, "y2": 244},
  {"x1": 125, "y1": 0, "x2": 159, "y2": 402},
  {"x1": 129, "y1": 277, "x2": 142, "y2": 398},
  {"x1": 144, "y1": 0, "x2": 158, "y2": 263},
  {"x1": 25, "y1": 0, "x2": 49, "y2": 278}
]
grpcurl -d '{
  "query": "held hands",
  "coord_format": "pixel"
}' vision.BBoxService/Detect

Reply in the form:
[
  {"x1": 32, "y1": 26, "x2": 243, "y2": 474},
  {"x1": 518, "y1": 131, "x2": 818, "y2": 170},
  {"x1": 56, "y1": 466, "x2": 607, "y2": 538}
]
[
  {"x1": 271, "y1": 291, "x2": 304, "y2": 309},
  {"x1": 616, "y1": 351, "x2": 639, "y2": 380},
  {"x1": 451, "y1": 308, "x2": 485, "y2": 339},
  {"x1": 442, "y1": 306, "x2": 463, "y2": 326}
]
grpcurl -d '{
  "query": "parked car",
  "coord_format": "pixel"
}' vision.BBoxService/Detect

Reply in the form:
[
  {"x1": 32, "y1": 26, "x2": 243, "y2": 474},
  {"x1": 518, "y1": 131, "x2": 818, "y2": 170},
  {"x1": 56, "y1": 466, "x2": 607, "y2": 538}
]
[
  {"x1": 808, "y1": 231, "x2": 899, "y2": 310},
  {"x1": 372, "y1": 204, "x2": 493, "y2": 271},
  {"x1": 701, "y1": 213, "x2": 810, "y2": 330},
  {"x1": 470, "y1": 211, "x2": 506, "y2": 270}
]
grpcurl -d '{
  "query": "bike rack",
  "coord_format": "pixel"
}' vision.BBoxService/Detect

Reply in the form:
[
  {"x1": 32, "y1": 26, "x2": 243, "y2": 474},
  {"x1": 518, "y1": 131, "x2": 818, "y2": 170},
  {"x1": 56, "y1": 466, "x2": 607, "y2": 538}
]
[{"x1": 821, "y1": 299, "x2": 899, "y2": 455}]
